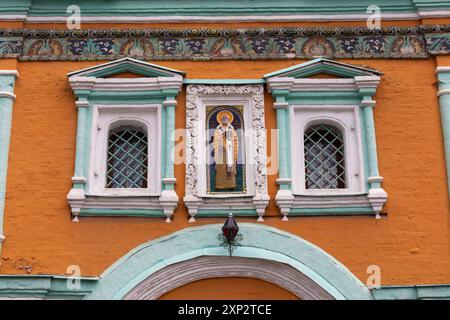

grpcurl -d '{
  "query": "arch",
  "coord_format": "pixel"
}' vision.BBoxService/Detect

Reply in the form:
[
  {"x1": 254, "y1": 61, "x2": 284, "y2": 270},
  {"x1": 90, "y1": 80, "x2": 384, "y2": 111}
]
[
  {"x1": 303, "y1": 116, "x2": 348, "y2": 136},
  {"x1": 107, "y1": 117, "x2": 150, "y2": 135},
  {"x1": 304, "y1": 123, "x2": 346, "y2": 189},
  {"x1": 123, "y1": 256, "x2": 333, "y2": 300},
  {"x1": 85, "y1": 224, "x2": 373, "y2": 300}
]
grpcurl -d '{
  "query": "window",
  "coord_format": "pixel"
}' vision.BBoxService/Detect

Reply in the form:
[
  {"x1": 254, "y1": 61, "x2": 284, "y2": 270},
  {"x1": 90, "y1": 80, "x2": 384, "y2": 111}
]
[
  {"x1": 266, "y1": 58, "x2": 387, "y2": 219},
  {"x1": 304, "y1": 124, "x2": 346, "y2": 190},
  {"x1": 106, "y1": 127, "x2": 148, "y2": 189},
  {"x1": 66, "y1": 58, "x2": 184, "y2": 221},
  {"x1": 291, "y1": 106, "x2": 363, "y2": 195},
  {"x1": 88, "y1": 106, "x2": 160, "y2": 197}
]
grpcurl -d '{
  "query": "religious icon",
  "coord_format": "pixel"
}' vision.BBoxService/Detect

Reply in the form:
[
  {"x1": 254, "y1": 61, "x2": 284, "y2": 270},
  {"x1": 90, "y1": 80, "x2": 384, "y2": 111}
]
[
  {"x1": 207, "y1": 106, "x2": 245, "y2": 193},
  {"x1": 213, "y1": 110, "x2": 238, "y2": 189}
]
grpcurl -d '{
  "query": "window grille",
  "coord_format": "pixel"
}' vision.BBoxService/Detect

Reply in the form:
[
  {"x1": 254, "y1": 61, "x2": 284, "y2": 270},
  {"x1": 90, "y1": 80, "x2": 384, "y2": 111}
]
[
  {"x1": 106, "y1": 127, "x2": 148, "y2": 188},
  {"x1": 304, "y1": 124, "x2": 346, "y2": 189}
]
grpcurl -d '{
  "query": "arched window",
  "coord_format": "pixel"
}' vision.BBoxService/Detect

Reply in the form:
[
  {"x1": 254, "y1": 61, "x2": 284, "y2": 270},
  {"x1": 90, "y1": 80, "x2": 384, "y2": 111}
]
[
  {"x1": 304, "y1": 124, "x2": 346, "y2": 189},
  {"x1": 106, "y1": 126, "x2": 148, "y2": 188}
]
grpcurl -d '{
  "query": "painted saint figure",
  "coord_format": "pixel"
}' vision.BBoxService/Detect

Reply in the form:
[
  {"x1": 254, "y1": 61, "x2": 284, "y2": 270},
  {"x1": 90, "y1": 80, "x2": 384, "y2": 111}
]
[{"x1": 213, "y1": 111, "x2": 239, "y2": 190}]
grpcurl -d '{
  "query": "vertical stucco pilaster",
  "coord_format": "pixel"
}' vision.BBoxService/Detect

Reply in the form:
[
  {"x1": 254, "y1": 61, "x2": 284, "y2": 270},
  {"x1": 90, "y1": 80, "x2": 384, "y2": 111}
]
[
  {"x1": 361, "y1": 98, "x2": 381, "y2": 189},
  {"x1": 273, "y1": 92, "x2": 290, "y2": 190},
  {"x1": 356, "y1": 76, "x2": 387, "y2": 216},
  {"x1": 159, "y1": 88, "x2": 181, "y2": 223},
  {"x1": 270, "y1": 88, "x2": 294, "y2": 221},
  {"x1": 0, "y1": 70, "x2": 19, "y2": 251},
  {"x1": 73, "y1": 95, "x2": 90, "y2": 189},
  {"x1": 162, "y1": 93, "x2": 177, "y2": 191},
  {"x1": 437, "y1": 67, "x2": 450, "y2": 198}
]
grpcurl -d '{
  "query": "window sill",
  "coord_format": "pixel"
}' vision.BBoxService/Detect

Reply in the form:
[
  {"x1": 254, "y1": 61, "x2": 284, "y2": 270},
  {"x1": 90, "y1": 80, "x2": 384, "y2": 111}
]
[
  {"x1": 67, "y1": 188, "x2": 178, "y2": 222},
  {"x1": 184, "y1": 194, "x2": 269, "y2": 222},
  {"x1": 275, "y1": 189, "x2": 387, "y2": 220},
  {"x1": 87, "y1": 190, "x2": 161, "y2": 197}
]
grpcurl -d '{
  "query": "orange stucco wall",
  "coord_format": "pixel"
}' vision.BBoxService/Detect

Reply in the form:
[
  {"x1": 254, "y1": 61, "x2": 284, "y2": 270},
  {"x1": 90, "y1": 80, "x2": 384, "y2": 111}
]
[
  {"x1": 0, "y1": 20, "x2": 450, "y2": 291},
  {"x1": 159, "y1": 278, "x2": 299, "y2": 300}
]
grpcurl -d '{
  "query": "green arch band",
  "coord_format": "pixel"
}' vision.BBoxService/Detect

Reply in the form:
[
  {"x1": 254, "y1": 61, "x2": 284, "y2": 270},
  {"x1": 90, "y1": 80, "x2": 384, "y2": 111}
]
[{"x1": 86, "y1": 223, "x2": 372, "y2": 300}]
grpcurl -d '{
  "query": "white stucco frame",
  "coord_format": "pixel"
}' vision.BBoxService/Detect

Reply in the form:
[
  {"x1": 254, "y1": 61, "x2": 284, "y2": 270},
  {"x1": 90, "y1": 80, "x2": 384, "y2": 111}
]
[
  {"x1": 88, "y1": 104, "x2": 162, "y2": 197},
  {"x1": 290, "y1": 104, "x2": 366, "y2": 196},
  {"x1": 184, "y1": 84, "x2": 269, "y2": 221}
]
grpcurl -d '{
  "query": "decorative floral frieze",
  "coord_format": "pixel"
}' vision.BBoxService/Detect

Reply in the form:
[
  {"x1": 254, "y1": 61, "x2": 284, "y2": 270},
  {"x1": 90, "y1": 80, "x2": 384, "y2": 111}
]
[{"x1": 0, "y1": 25, "x2": 450, "y2": 59}]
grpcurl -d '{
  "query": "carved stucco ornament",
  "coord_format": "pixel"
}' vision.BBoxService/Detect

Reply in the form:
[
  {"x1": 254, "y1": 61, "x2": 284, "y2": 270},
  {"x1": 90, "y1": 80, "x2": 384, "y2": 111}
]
[{"x1": 184, "y1": 84, "x2": 269, "y2": 221}]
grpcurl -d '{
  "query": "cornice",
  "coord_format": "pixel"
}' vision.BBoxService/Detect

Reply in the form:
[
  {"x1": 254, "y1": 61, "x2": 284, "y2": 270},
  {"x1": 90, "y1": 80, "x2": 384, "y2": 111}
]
[
  {"x1": 267, "y1": 76, "x2": 380, "y2": 93},
  {"x1": 1, "y1": 0, "x2": 450, "y2": 23},
  {"x1": 0, "y1": 25, "x2": 450, "y2": 60},
  {"x1": 69, "y1": 76, "x2": 183, "y2": 93},
  {"x1": 1, "y1": 25, "x2": 449, "y2": 38}
]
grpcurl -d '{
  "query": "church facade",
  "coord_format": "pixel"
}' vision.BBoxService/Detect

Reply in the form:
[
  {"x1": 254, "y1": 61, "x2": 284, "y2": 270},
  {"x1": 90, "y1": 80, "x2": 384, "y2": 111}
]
[{"x1": 0, "y1": 0, "x2": 450, "y2": 299}]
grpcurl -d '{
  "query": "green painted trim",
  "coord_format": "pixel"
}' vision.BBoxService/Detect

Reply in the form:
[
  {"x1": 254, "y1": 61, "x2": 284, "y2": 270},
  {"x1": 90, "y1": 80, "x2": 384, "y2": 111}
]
[
  {"x1": 83, "y1": 102, "x2": 93, "y2": 191},
  {"x1": 361, "y1": 104, "x2": 381, "y2": 188},
  {"x1": 0, "y1": 275, "x2": 98, "y2": 299},
  {"x1": 5, "y1": 1, "x2": 450, "y2": 17},
  {"x1": 372, "y1": 284, "x2": 450, "y2": 300},
  {"x1": 73, "y1": 90, "x2": 178, "y2": 195},
  {"x1": 86, "y1": 223, "x2": 372, "y2": 300},
  {"x1": 0, "y1": 72, "x2": 17, "y2": 254},
  {"x1": 286, "y1": 105, "x2": 292, "y2": 178},
  {"x1": 196, "y1": 208, "x2": 257, "y2": 217},
  {"x1": 0, "y1": 272, "x2": 448, "y2": 300},
  {"x1": 359, "y1": 108, "x2": 371, "y2": 192},
  {"x1": 276, "y1": 107, "x2": 289, "y2": 188},
  {"x1": 273, "y1": 93, "x2": 291, "y2": 190},
  {"x1": 162, "y1": 94, "x2": 176, "y2": 189},
  {"x1": 268, "y1": 60, "x2": 383, "y2": 201},
  {"x1": 183, "y1": 79, "x2": 265, "y2": 85},
  {"x1": 79, "y1": 208, "x2": 165, "y2": 217},
  {"x1": 289, "y1": 206, "x2": 374, "y2": 216},
  {"x1": 73, "y1": 103, "x2": 87, "y2": 179},
  {"x1": 437, "y1": 70, "x2": 450, "y2": 199},
  {"x1": 67, "y1": 57, "x2": 185, "y2": 77},
  {"x1": 163, "y1": 106, "x2": 175, "y2": 189},
  {"x1": 68, "y1": 60, "x2": 182, "y2": 216}
]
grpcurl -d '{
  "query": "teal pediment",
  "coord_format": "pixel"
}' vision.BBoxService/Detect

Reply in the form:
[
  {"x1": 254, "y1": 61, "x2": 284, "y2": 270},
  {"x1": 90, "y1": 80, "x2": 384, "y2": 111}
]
[
  {"x1": 67, "y1": 57, "x2": 185, "y2": 78},
  {"x1": 264, "y1": 58, "x2": 382, "y2": 79}
]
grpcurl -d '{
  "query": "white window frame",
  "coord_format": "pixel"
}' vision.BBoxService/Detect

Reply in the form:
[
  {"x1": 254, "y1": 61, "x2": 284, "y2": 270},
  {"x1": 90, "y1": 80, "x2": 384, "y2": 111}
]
[
  {"x1": 88, "y1": 104, "x2": 162, "y2": 197},
  {"x1": 290, "y1": 104, "x2": 366, "y2": 196}
]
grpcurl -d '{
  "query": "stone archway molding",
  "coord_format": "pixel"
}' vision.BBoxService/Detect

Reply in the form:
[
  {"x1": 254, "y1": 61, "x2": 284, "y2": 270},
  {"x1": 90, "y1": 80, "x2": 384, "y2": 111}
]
[
  {"x1": 85, "y1": 223, "x2": 373, "y2": 300},
  {"x1": 123, "y1": 256, "x2": 334, "y2": 300}
]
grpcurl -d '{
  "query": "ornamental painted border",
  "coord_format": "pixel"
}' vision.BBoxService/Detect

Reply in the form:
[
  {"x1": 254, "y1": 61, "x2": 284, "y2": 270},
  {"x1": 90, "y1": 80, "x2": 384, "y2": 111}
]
[
  {"x1": 1, "y1": 25, "x2": 450, "y2": 60},
  {"x1": 184, "y1": 84, "x2": 269, "y2": 221}
]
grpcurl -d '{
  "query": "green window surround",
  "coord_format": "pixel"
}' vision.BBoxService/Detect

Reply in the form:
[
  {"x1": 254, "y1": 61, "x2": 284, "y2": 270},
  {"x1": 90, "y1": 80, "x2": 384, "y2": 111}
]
[
  {"x1": 437, "y1": 67, "x2": 450, "y2": 199},
  {"x1": 66, "y1": 58, "x2": 184, "y2": 222},
  {"x1": 0, "y1": 70, "x2": 18, "y2": 256},
  {"x1": 266, "y1": 58, "x2": 387, "y2": 219}
]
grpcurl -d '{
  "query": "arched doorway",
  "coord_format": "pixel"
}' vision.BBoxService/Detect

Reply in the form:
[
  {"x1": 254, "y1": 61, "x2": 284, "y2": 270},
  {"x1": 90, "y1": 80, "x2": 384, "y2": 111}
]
[{"x1": 86, "y1": 224, "x2": 372, "y2": 300}]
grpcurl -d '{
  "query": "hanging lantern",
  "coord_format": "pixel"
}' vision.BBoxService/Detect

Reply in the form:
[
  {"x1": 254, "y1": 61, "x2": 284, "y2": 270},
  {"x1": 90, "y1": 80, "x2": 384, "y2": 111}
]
[
  {"x1": 218, "y1": 212, "x2": 243, "y2": 257},
  {"x1": 222, "y1": 212, "x2": 239, "y2": 242}
]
